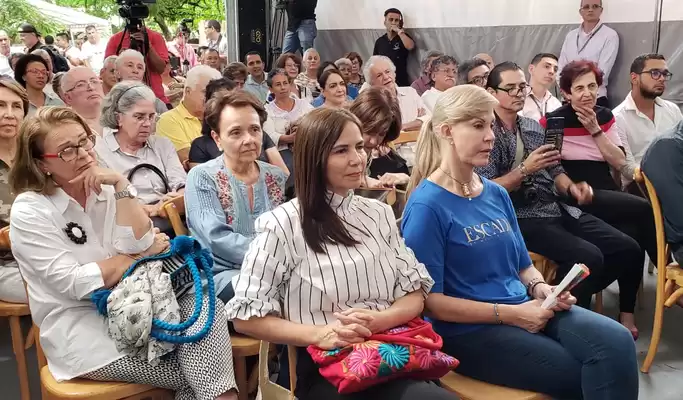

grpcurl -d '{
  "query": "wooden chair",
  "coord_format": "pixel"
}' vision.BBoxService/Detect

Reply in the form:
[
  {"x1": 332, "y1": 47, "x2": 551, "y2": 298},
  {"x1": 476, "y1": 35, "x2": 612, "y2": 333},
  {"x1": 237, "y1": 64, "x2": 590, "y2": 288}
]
[
  {"x1": 0, "y1": 226, "x2": 33, "y2": 400},
  {"x1": 158, "y1": 195, "x2": 188, "y2": 236},
  {"x1": 634, "y1": 167, "x2": 682, "y2": 373},
  {"x1": 392, "y1": 130, "x2": 420, "y2": 146},
  {"x1": 33, "y1": 325, "x2": 173, "y2": 400},
  {"x1": 528, "y1": 252, "x2": 603, "y2": 314},
  {"x1": 440, "y1": 372, "x2": 549, "y2": 400}
]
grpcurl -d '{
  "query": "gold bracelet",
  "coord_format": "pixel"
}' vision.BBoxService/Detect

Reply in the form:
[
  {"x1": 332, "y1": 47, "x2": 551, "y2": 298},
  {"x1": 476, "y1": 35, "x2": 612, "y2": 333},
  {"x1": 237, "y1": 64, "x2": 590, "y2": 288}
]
[
  {"x1": 518, "y1": 162, "x2": 529, "y2": 177},
  {"x1": 493, "y1": 303, "x2": 502, "y2": 325}
]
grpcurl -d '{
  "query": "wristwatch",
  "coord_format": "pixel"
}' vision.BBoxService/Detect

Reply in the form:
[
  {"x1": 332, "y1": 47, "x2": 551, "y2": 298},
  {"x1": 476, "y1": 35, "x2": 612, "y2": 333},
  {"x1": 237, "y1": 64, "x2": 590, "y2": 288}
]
[{"x1": 114, "y1": 184, "x2": 138, "y2": 200}]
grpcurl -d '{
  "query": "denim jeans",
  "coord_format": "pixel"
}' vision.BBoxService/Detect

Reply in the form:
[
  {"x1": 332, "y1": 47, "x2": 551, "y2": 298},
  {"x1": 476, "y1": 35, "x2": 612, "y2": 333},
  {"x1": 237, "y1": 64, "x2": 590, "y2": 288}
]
[
  {"x1": 283, "y1": 19, "x2": 317, "y2": 54},
  {"x1": 441, "y1": 306, "x2": 638, "y2": 400}
]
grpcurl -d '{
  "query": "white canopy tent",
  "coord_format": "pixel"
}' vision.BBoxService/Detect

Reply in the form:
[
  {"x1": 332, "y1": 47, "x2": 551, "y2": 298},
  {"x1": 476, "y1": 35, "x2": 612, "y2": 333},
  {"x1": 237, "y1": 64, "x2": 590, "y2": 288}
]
[{"x1": 25, "y1": 0, "x2": 111, "y2": 36}]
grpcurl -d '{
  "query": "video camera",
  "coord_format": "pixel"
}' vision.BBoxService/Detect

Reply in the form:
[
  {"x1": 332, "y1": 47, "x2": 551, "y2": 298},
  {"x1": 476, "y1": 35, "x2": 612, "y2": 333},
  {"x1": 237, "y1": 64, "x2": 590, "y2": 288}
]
[{"x1": 116, "y1": 0, "x2": 155, "y2": 52}]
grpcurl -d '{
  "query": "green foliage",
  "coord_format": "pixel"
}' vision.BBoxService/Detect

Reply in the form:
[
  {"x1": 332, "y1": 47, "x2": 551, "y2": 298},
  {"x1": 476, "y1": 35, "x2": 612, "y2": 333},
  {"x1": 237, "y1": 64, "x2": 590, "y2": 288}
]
[{"x1": 0, "y1": 0, "x2": 66, "y2": 40}]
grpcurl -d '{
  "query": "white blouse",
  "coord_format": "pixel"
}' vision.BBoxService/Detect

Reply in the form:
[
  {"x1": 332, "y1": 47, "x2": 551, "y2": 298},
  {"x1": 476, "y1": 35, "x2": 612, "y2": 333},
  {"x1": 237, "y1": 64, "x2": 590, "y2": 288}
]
[
  {"x1": 225, "y1": 191, "x2": 433, "y2": 326},
  {"x1": 10, "y1": 186, "x2": 154, "y2": 381}
]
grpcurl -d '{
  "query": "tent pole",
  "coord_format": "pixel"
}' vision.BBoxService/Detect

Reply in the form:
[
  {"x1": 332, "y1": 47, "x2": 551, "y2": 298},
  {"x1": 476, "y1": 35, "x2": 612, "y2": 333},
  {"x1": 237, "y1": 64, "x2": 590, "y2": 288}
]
[
  {"x1": 652, "y1": 0, "x2": 663, "y2": 53},
  {"x1": 224, "y1": 0, "x2": 240, "y2": 63}
]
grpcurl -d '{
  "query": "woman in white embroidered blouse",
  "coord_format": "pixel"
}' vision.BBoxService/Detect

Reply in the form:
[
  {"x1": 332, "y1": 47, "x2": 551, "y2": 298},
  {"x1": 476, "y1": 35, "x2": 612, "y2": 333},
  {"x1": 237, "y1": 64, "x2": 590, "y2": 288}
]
[
  {"x1": 9, "y1": 107, "x2": 238, "y2": 400},
  {"x1": 225, "y1": 108, "x2": 456, "y2": 400}
]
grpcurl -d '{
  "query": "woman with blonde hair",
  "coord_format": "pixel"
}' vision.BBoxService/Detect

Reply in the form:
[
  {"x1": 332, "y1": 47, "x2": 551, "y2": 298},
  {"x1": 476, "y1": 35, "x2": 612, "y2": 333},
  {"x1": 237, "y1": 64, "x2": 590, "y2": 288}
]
[
  {"x1": 9, "y1": 106, "x2": 239, "y2": 399},
  {"x1": 401, "y1": 85, "x2": 638, "y2": 399}
]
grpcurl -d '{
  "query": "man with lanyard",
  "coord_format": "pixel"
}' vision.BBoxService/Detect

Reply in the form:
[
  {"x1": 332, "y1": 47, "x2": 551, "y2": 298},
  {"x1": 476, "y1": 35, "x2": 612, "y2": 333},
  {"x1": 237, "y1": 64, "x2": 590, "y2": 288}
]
[
  {"x1": 372, "y1": 8, "x2": 415, "y2": 87},
  {"x1": 559, "y1": 0, "x2": 619, "y2": 108},
  {"x1": 476, "y1": 62, "x2": 640, "y2": 310},
  {"x1": 204, "y1": 20, "x2": 228, "y2": 65},
  {"x1": 522, "y1": 53, "x2": 563, "y2": 122}
]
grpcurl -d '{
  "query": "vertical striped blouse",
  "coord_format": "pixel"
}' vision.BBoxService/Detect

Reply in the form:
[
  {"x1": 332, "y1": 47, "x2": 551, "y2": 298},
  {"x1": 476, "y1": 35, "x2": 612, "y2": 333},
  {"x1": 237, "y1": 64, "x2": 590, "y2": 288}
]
[{"x1": 225, "y1": 191, "x2": 434, "y2": 326}]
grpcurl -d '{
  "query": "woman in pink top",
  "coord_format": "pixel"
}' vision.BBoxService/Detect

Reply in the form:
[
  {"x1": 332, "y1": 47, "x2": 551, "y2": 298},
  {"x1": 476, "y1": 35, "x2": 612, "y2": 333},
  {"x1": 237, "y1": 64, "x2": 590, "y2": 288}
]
[{"x1": 541, "y1": 60, "x2": 655, "y2": 339}]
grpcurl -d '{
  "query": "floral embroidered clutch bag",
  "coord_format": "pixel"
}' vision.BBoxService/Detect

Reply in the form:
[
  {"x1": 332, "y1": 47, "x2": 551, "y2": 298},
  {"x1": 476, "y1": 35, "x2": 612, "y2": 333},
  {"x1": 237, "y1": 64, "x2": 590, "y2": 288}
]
[{"x1": 307, "y1": 318, "x2": 459, "y2": 394}]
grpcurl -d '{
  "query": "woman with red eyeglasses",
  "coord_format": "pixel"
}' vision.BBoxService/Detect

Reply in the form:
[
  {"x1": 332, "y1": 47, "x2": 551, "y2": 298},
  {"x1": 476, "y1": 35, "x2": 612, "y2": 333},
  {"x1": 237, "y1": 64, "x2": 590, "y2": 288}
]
[{"x1": 14, "y1": 54, "x2": 64, "y2": 117}]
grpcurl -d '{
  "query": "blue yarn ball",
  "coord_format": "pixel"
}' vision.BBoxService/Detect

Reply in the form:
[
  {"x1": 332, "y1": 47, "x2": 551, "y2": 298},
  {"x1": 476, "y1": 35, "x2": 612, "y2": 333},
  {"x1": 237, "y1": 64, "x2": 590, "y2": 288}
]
[{"x1": 171, "y1": 235, "x2": 196, "y2": 255}]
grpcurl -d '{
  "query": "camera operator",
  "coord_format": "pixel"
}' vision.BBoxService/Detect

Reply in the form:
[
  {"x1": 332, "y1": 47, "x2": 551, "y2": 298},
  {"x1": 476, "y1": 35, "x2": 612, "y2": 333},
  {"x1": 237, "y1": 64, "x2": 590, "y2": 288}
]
[
  {"x1": 475, "y1": 62, "x2": 642, "y2": 312},
  {"x1": 105, "y1": 12, "x2": 169, "y2": 105},
  {"x1": 282, "y1": 0, "x2": 318, "y2": 55}
]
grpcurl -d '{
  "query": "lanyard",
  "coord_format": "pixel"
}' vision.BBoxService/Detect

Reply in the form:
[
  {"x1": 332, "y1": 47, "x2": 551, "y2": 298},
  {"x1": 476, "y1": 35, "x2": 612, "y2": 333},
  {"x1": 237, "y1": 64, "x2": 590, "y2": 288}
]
[
  {"x1": 529, "y1": 93, "x2": 547, "y2": 118},
  {"x1": 576, "y1": 24, "x2": 604, "y2": 54}
]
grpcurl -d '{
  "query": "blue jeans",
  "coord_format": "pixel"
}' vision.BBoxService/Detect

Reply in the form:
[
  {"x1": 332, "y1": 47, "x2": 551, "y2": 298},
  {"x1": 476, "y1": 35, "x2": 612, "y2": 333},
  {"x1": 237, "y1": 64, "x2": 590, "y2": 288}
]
[
  {"x1": 441, "y1": 306, "x2": 638, "y2": 400},
  {"x1": 283, "y1": 19, "x2": 317, "y2": 54}
]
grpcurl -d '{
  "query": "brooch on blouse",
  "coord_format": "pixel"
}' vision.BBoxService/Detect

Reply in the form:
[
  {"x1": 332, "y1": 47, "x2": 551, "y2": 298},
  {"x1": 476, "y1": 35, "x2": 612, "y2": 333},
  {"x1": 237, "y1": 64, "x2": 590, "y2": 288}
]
[{"x1": 64, "y1": 222, "x2": 87, "y2": 245}]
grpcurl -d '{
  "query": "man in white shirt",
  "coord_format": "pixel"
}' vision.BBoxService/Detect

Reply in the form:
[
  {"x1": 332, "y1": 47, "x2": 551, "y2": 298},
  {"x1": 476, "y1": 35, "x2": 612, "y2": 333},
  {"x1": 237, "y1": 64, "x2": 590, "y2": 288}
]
[
  {"x1": 364, "y1": 55, "x2": 429, "y2": 132},
  {"x1": 613, "y1": 53, "x2": 682, "y2": 189},
  {"x1": 204, "y1": 20, "x2": 228, "y2": 65},
  {"x1": 55, "y1": 32, "x2": 83, "y2": 67},
  {"x1": 0, "y1": 30, "x2": 12, "y2": 78},
  {"x1": 81, "y1": 25, "x2": 107, "y2": 73},
  {"x1": 421, "y1": 55, "x2": 457, "y2": 112},
  {"x1": 522, "y1": 53, "x2": 563, "y2": 122},
  {"x1": 559, "y1": 0, "x2": 619, "y2": 107}
]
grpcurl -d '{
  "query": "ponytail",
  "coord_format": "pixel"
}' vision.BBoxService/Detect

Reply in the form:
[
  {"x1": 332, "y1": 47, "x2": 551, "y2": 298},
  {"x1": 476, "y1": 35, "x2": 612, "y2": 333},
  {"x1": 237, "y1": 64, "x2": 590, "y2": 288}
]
[{"x1": 406, "y1": 117, "x2": 442, "y2": 199}]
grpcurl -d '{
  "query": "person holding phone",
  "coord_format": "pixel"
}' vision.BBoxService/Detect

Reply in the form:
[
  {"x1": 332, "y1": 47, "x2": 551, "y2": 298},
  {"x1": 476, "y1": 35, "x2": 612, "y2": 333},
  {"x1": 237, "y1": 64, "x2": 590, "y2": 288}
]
[
  {"x1": 402, "y1": 85, "x2": 638, "y2": 400},
  {"x1": 372, "y1": 8, "x2": 415, "y2": 87}
]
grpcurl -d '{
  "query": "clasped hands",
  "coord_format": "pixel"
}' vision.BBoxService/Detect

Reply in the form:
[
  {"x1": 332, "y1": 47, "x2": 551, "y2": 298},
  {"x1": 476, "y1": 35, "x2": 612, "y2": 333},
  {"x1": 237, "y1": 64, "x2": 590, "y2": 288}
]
[{"x1": 313, "y1": 308, "x2": 385, "y2": 350}]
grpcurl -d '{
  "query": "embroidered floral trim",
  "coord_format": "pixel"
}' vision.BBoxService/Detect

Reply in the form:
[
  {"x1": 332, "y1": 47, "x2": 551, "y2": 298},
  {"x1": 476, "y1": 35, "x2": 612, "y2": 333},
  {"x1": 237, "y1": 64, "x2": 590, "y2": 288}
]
[
  {"x1": 216, "y1": 170, "x2": 234, "y2": 225},
  {"x1": 264, "y1": 172, "x2": 284, "y2": 206}
]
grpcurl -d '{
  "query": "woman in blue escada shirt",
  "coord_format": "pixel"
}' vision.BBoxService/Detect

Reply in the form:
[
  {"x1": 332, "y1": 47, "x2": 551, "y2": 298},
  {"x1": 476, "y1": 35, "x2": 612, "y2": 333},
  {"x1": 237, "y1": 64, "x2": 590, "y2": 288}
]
[{"x1": 401, "y1": 85, "x2": 638, "y2": 400}]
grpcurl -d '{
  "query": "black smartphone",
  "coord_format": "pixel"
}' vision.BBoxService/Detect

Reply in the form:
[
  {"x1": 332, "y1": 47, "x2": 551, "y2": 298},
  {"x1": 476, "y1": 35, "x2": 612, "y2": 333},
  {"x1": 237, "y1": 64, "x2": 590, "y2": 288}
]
[{"x1": 544, "y1": 117, "x2": 564, "y2": 152}]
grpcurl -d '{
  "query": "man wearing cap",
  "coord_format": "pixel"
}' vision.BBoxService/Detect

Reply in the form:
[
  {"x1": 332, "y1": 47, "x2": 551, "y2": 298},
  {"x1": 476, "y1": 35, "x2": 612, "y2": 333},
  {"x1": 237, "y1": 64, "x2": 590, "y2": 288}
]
[
  {"x1": 372, "y1": 8, "x2": 415, "y2": 87},
  {"x1": 18, "y1": 23, "x2": 43, "y2": 53}
]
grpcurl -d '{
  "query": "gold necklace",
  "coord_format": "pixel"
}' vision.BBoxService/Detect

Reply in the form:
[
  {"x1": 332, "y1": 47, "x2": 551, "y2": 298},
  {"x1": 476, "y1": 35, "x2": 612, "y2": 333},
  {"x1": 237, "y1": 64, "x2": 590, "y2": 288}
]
[{"x1": 440, "y1": 168, "x2": 476, "y2": 200}]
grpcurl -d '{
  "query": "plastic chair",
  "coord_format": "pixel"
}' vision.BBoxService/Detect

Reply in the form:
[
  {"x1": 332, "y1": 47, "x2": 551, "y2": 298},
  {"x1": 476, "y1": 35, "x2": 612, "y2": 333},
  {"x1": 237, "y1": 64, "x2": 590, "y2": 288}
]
[
  {"x1": 158, "y1": 195, "x2": 188, "y2": 236},
  {"x1": 528, "y1": 252, "x2": 603, "y2": 314},
  {"x1": 634, "y1": 167, "x2": 682, "y2": 373},
  {"x1": 439, "y1": 371, "x2": 550, "y2": 400}
]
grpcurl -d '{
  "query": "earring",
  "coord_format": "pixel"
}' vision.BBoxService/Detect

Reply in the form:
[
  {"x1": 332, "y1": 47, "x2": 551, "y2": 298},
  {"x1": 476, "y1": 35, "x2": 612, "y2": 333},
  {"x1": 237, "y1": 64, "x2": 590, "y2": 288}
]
[{"x1": 46, "y1": 171, "x2": 52, "y2": 176}]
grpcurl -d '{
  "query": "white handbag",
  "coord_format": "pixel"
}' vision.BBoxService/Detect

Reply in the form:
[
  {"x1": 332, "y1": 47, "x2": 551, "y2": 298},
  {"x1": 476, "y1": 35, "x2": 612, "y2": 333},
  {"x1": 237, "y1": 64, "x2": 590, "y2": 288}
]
[{"x1": 255, "y1": 341, "x2": 297, "y2": 400}]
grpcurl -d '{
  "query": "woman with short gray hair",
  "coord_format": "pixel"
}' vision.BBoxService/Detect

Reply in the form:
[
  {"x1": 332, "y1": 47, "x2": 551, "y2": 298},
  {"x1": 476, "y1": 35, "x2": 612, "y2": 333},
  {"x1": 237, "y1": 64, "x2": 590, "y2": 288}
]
[{"x1": 96, "y1": 81, "x2": 187, "y2": 234}]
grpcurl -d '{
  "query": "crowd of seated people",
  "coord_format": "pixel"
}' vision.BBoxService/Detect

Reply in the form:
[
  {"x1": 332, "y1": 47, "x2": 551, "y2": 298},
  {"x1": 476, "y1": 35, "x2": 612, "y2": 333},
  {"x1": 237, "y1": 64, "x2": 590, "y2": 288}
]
[{"x1": 5, "y1": 3, "x2": 683, "y2": 399}]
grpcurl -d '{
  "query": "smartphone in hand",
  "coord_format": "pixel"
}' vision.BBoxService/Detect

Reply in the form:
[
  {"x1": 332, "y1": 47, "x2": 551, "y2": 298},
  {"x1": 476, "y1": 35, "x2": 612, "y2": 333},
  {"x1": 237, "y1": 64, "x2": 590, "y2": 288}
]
[{"x1": 544, "y1": 117, "x2": 564, "y2": 152}]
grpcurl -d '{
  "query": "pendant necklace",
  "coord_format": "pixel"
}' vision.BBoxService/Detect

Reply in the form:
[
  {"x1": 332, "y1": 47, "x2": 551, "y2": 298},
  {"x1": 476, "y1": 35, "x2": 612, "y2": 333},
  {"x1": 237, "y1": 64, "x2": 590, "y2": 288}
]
[{"x1": 440, "y1": 168, "x2": 475, "y2": 200}]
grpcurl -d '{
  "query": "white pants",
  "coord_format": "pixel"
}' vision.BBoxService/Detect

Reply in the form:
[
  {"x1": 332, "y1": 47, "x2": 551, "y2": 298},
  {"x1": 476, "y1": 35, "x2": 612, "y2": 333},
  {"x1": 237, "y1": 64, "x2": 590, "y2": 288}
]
[{"x1": 0, "y1": 265, "x2": 28, "y2": 303}]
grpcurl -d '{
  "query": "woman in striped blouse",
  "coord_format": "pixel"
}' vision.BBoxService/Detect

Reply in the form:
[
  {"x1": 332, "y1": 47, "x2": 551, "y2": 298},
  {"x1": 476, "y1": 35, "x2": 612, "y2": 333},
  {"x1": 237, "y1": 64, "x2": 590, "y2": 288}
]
[{"x1": 225, "y1": 108, "x2": 456, "y2": 400}]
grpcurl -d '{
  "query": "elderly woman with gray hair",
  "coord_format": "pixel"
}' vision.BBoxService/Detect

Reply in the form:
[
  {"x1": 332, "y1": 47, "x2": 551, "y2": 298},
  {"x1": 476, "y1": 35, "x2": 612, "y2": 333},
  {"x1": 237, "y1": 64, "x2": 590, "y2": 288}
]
[
  {"x1": 411, "y1": 50, "x2": 444, "y2": 96},
  {"x1": 95, "y1": 81, "x2": 187, "y2": 234},
  {"x1": 294, "y1": 48, "x2": 321, "y2": 101},
  {"x1": 115, "y1": 49, "x2": 169, "y2": 115}
]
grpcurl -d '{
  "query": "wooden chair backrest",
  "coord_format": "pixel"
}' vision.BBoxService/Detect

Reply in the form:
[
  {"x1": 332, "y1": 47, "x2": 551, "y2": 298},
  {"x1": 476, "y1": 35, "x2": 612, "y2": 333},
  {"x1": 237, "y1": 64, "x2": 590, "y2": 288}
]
[
  {"x1": 258, "y1": 341, "x2": 297, "y2": 399},
  {"x1": 634, "y1": 168, "x2": 669, "y2": 268},
  {"x1": 392, "y1": 130, "x2": 419, "y2": 146},
  {"x1": 158, "y1": 195, "x2": 188, "y2": 236},
  {"x1": 0, "y1": 226, "x2": 10, "y2": 250}
]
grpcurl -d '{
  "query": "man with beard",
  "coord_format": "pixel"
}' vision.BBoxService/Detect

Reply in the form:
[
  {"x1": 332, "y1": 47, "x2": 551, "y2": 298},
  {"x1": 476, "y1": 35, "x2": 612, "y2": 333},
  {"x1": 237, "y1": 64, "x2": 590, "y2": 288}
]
[
  {"x1": 522, "y1": 53, "x2": 562, "y2": 122},
  {"x1": 613, "y1": 54, "x2": 682, "y2": 191}
]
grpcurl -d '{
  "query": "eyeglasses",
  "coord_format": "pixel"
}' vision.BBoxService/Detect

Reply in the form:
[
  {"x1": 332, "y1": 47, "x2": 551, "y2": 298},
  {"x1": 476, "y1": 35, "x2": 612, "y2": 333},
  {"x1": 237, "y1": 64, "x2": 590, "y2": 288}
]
[
  {"x1": 128, "y1": 112, "x2": 157, "y2": 123},
  {"x1": 42, "y1": 135, "x2": 96, "y2": 162},
  {"x1": 26, "y1": 68, "x2": 48, "y2": 76},
  {"x1": 436, "y1": 68, "x2": 457, "y2": 75},
  {"x1": 580, "y1": 4, "x2": 602, "y2": 10},
  {"x1": 468, "y1": 73, "x2": 489, "y2": 86},
  {"x1": 494, "y1": 84, "x2": 532, "y2": 97},
  {"x1": 639, "y1": 69, "x2": 673, "y2": 81},
  {"x1": 66, "y1": 78, "x2": 102, "y2": 93}
]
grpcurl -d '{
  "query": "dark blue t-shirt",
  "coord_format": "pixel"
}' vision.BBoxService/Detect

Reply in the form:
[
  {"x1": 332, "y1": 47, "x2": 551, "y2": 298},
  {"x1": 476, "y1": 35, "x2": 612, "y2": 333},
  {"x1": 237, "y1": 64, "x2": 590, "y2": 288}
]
[{"x1": 401, "y1": 178, "x2": 532, "y2": 336}]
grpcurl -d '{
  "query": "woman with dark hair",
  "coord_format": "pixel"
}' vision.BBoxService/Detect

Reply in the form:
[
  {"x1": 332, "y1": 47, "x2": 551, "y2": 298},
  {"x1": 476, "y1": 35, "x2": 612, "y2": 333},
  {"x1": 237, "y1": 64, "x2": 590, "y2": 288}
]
[
  {"x1": 185, "y1": 90, "x2": 287, "y2": 302},
  {"x1": 343, "y1": 51, "x2": 364, "y2": 90},
  {"x1": 223, "y1": 62, "x2": 248, "y2": 89},
  {"x1": 188, "y1": 78, "x2": 287, "y2": 173},
  {"x1": 542, "y1": 60, "x2": 656, "y2": 338},
  {"x1": 264, "y1": 69, "x2": 314, "y2": 183},
  {"x1": 226, "y1": 107, "x2": 457, "y2": 400},
  {"x1": 14, "y1": 54, "x2": 64, "y2": 116},
  {"x1": 349, "y1": 86, "x2": 410, "y2": 188},
  {"x1": 275, "y1": 52, "x2": 303, "y2": 98},
  {"x1": 318, "y1": 69, "x2": 348, "y2": 109},
  {"x1": 312, "y1": 63, "x2": 354, "y2": 108},
  {"x1": 0, "y1": 78, "x2": 29, "y2": 303}
]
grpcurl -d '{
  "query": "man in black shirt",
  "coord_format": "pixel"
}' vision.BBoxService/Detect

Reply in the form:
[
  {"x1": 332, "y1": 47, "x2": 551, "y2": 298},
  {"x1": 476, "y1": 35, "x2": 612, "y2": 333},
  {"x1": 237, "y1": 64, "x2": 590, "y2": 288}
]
[
  {"x1": 372, "y1": 8, "x2": 415, "y2": 87},
  {"x1": 282, "y1": 0, "x2": 318, "y2": 55}
]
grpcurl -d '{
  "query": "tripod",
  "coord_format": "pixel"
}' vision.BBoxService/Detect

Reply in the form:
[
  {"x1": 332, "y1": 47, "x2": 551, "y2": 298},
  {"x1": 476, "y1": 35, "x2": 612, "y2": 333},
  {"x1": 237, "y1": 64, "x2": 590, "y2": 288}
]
[{"x1": 268, "y1": 0, "x2": 288, "y2": 69}]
